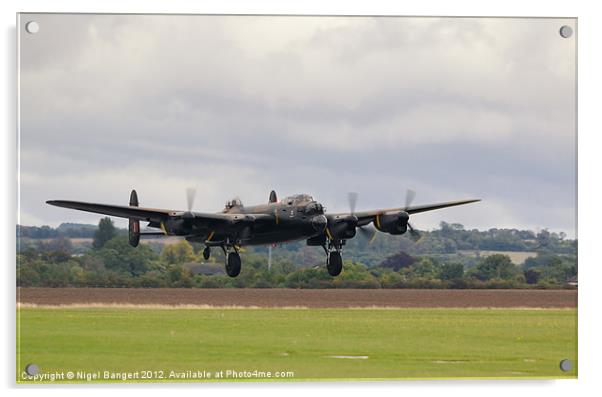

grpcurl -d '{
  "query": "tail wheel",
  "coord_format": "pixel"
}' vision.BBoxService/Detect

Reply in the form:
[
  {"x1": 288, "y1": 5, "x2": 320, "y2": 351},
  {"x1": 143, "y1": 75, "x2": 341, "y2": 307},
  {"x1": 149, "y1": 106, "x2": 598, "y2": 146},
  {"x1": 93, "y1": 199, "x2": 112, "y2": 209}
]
[
  {"x1": 226, "y1": 252, "x2": 241, "y2": 277},
  {"x1": 327, "y1": 251, "x2": 343, "y2": 276}
]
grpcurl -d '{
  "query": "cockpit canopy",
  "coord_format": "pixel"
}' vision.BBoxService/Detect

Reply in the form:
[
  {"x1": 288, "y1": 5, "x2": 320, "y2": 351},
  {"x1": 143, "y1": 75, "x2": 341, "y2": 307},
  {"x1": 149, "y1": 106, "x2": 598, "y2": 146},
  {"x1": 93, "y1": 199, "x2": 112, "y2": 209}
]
[
  {"x1": 304, "y1": 201, "x2": 324, "y2": 215},
  {"x1": 281, "y1": 194, "x2": 324, "y2": 215},
  {"x1": 282, "y1": 194, "x2": 314, "y2": 205},
  {"x1": 224, "y1": 197, "x2": 243, "y2": 209}
]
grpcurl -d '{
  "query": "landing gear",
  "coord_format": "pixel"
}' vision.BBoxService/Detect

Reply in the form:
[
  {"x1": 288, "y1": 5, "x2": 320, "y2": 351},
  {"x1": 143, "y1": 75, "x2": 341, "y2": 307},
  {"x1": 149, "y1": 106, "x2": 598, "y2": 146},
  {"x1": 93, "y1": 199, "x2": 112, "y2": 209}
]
[
  {"x1": 214, "y1": 238, "x2": 243, "y2": 278},
  {"x1": 202, "y1": 246, "x2": 211, "y2": 260},
  {"x1": 327, "y1": 251, "x2": 343, "y2": 276},
  {"x1": 226, "y1": 252, "x2": 241, "y2": 277},
  {"x1": 323, "y1": 239, "x2": 345, "y2": 277}
]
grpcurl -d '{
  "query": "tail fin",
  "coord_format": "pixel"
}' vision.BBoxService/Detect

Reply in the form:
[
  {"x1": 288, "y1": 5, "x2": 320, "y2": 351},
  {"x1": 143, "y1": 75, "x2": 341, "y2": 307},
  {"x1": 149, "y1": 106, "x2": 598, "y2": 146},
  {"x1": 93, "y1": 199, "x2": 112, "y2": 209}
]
[
  {"x1": 128, "y1": 189, "x2": 140, "y2": 247},
  {"x1": 269, "y1": 190, "x2": 277, "y2": 204},
  {"x1": 129, "y1": 189, "x2": 139, "y2": 206}
]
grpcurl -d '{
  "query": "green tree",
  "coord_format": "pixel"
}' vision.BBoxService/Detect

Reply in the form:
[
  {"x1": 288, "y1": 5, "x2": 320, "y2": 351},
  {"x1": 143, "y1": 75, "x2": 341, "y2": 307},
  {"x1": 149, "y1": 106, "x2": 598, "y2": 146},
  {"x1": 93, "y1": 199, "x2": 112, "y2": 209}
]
[
  {"x1": 166, "y1": 264, "x2": 194, "y2": 287},
  {"x1": 379, "y1": 251, "x2": 415, "y2": 271},
  {"x1": 93, "y1": 217, "x2": 117, "y2": 249},
  {"x1": 524, "y1": 252, "x2": 562, "y2": 269},
  {"x1": 411, "y1": 257, "x2": 438, "y2": 279},
  {"x1": 380, "y1": 270, "x2": 404, "y2": 288},
  {"x1": 438, "y1": 262, "x2": 464, "y2": 281},
  {"x1": 137, "y1": 270, "x2": 168, "y2": 288},
  {"x1": 17, "y1": 260, "x2": 41, "y2": 287},
  {"x1": 92, "y1": 236, "x2": 156, "y2": 276},
  {"x1": 160, "y1": 241, "x2": 196, "y2": 264},
  {"x1": 536, "y1": 229, "x2": 552, "y2": 249},
  {"x1": 524, "y1": 268, "x2": 541, "y2": 285},
  {"x1": 474, "y1": 254, "x2": 517, "y2": 281}
]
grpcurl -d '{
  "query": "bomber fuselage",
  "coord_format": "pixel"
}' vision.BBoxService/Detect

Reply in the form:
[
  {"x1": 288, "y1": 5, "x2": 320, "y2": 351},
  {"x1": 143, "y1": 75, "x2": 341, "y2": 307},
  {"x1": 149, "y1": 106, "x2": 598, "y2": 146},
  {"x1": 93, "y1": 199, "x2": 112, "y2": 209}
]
[{"x1": 185, "y1": 194, "x2": 328, "y2": 246}]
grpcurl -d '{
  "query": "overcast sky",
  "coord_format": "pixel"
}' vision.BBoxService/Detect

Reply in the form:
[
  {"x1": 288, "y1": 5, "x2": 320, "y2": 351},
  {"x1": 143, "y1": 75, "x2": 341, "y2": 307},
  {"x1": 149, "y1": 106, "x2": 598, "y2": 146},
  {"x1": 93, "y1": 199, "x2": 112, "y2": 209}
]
[{"x1": 18, "y1": 14, "x2": 577, "y2": 236}]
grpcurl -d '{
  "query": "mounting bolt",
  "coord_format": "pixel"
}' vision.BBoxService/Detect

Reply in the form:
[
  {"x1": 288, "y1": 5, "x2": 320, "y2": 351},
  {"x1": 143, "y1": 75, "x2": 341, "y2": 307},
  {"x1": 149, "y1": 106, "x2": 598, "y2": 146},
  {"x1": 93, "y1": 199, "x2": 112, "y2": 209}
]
[
  {"x1": 559, "y1": 25, "x2": 573, "y2": 38},
  {"x1": 25, "y1": 363, "x2": 39, "y2": 376},
  {"x1": 25, "y1": 21, "x2": 40, "y2": 34},
  {"x1": 559, "y1": 359, "x2": 573, "y2": 372}
]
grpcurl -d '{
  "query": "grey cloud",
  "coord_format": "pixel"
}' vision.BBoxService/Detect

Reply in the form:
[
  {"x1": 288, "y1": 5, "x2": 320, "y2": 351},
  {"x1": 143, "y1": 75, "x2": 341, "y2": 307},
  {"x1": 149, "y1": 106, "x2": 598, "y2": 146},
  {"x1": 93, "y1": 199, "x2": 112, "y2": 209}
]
[{"x1": 18, "y1": 14, "x2": 576, "y2": 236}]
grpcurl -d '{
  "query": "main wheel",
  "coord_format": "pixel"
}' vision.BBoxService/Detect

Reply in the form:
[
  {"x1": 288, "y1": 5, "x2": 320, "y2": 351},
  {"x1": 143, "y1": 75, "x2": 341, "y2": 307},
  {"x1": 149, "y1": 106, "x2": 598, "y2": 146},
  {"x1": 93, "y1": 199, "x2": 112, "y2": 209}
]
[
  {"x1": 226, "y1": 252, "x2": 242, "y2": 277},
  {"x1": 327, "y1": 251, "x2": 343, "y2": 276},
  {"x1": 202, "y1": 246, "x2": 211, "y2": 260}
]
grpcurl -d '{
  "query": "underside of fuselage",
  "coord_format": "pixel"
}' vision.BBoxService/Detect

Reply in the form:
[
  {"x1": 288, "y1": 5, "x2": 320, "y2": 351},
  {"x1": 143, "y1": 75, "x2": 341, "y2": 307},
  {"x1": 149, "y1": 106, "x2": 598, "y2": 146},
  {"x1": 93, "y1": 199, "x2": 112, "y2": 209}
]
[
  {"x1": 184, "y1": 209, "x2": 323, "y2": 246},
  {"x1": 180, "y1": 197, "x2": 335, "y2": 278},
  {"x1": 186, "y1": 229, "x2": 319, "y2": 246}
]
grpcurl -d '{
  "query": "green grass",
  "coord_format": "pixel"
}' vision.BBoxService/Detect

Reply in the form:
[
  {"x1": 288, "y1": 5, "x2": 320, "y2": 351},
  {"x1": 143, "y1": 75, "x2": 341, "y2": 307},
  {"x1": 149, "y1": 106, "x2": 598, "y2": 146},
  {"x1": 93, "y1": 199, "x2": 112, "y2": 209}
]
[{"x1": 17, "y1": 307, "x2": 577, "y2": 382}]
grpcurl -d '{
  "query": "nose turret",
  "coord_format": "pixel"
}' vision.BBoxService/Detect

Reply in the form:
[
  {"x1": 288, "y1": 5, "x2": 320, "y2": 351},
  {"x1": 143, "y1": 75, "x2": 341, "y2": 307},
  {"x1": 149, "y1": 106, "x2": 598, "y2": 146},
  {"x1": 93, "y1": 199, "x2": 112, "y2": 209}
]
[{"x1": 311, "y1": 214, "x2": 328, "y2": 232}]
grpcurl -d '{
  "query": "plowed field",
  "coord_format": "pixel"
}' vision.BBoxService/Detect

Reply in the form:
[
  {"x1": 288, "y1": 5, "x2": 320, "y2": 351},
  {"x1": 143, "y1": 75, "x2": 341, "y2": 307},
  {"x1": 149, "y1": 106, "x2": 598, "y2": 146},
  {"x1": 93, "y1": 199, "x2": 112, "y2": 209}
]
[{"x1": 17, "y1": 288, "x2": 577, "y2": 308}]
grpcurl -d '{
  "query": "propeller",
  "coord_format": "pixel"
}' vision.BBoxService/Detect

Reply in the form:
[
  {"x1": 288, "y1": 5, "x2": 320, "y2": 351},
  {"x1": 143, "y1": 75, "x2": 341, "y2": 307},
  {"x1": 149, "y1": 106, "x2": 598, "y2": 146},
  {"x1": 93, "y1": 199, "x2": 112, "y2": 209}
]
[
  {"x1": 348, "y1": 192, "x2": 358, "y2": 214},
  {"x1": 404, "y1": 189, "x2": 416, "y2": 209},
  {"x1": 268, "y1": 245, "x2": 272, "y2": 271},
  {"x1": 186, "y1": 188, "x2": 197, "y2": 212},
  {"x1": 347, "y1": 192, "x2": 377, "y2": 243},
  {"x1": 403, "y1": 189, "x2": 421, "y2": 242},
  {"x1": 407, "y1": 222, "x2": 421, "y2": 242},
  {"x1": 357, "y1": 225, "x2": 377, "y2": 243},
  {"x1": 182, "y1": 188, "x2": 197, "y2": 226}
]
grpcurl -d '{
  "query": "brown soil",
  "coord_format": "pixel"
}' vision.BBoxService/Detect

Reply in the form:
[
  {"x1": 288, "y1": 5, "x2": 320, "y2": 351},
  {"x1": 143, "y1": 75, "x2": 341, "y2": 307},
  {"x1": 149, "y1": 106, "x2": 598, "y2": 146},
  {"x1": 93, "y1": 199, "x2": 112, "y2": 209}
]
[{"x1": 16, "y1": 288, "x2": 577, "y2": 308}]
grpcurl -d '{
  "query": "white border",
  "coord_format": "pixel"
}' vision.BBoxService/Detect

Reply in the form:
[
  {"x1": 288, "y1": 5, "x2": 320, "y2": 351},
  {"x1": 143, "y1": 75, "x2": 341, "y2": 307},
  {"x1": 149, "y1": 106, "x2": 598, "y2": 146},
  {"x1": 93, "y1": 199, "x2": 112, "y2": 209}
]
[{"x1": 3, "y1": 1, "x2": 601, "y2": 396}]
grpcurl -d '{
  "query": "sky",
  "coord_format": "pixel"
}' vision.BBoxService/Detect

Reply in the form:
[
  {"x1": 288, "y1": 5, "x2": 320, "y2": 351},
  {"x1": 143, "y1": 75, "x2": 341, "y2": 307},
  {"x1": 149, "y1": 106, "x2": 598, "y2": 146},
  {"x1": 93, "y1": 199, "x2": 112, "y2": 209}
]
[{"x1": 18, "y1": 14, "x2": 577, "y2": 236}]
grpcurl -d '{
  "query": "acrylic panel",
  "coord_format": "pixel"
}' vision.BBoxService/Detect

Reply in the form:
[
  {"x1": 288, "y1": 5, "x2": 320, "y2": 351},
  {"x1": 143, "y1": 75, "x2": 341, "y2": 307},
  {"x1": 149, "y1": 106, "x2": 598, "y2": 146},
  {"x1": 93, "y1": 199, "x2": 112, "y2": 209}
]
[{"x1": 17, "y1": 14, "x2": 577, "y2": 383}]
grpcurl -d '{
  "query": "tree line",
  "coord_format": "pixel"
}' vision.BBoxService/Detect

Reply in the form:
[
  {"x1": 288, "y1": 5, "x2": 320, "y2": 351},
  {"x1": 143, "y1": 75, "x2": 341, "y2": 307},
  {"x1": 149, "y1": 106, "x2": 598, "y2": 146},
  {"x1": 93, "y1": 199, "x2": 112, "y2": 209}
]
[{"x1": 16, "y1": 218, "x2": 577, "y2": 289}]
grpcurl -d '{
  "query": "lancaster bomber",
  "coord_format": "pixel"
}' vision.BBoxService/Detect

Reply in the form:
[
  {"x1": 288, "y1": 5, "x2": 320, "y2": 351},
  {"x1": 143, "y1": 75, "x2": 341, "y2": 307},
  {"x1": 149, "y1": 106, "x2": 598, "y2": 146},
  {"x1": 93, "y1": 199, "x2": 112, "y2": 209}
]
[{"x1": 47, "y1": 190, "x2": 480, "y2": 277}]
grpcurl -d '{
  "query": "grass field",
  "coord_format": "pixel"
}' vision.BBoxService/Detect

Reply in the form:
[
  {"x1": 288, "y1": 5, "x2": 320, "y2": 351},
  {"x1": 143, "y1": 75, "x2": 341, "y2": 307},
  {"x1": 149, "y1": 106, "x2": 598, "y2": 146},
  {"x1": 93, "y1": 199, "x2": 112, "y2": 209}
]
[
  {"x1": 457, "y1": 250, "x2": 537, "y2": 265},
  {"x1": 17, "y1": 307, "x2": 577, "y2": 382}
]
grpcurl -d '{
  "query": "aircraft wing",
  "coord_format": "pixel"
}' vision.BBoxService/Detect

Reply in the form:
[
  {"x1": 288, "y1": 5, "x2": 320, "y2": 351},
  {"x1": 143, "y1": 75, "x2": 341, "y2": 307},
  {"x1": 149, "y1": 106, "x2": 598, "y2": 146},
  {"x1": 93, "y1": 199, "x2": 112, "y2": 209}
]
[
  {"x1": 344, "y1": 198, "x2": 481, "y2": 226},
  {"x1": 46, "y1": 200, "x2": 174, "y2": 222},
  {"x1": 401, "y1": 199, "x2": 481, "y2": 215},
  {"x1": 46, "y1": 200, "x2": 273, "y2": 226}
]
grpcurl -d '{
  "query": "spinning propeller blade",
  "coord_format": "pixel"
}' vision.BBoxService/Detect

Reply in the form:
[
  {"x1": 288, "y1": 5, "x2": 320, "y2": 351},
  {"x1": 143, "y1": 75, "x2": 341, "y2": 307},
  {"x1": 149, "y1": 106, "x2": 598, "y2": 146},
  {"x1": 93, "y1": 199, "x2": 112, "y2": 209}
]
[
  {"x1": 357, "y1": 224, "x2": 377, "y2": 243},
  {"x1": 404, "y1": 188, "x2": 420, "y2": 242},
  {"x1": 404, "y1": 188, "x2": 416, "y2": 209},
  {"x1": 186, "y1": 188, "x2": 197, "y2": 211},
  {"x1": 347, "y1": 191, "x2": 377, "y2": 244},
  {"x1": 348, "y1": 192, "x2": 358, "y2": 215}
]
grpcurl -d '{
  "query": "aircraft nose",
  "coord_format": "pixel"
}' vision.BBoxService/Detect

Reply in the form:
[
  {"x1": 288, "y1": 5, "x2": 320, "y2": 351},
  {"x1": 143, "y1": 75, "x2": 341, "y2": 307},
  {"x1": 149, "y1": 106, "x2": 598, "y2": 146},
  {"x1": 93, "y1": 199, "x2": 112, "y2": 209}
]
[{"x1": 311, "y1": 214, "x2": 328, "y2": 232}]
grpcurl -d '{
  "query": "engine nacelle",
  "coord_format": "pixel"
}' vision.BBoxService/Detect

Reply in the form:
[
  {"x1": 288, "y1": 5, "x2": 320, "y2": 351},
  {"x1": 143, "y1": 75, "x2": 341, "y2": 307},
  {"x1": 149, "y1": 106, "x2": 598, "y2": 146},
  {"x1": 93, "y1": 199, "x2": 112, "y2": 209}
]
[
  {"x1": 332, "y1": 222, "x2": 357, "y2": 239},
  {"x1": 375, "y1": 211, "x2": 409, "y2": 235},
  {"x1": 329, "y1": 214, "x2": 358, "y2": 240}
]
